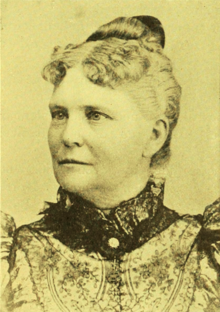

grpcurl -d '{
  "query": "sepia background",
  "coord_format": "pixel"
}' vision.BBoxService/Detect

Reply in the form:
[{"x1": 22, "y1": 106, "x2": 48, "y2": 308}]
[{"x1": 1, "y1": 0, "x2": 219, "y2": 226}]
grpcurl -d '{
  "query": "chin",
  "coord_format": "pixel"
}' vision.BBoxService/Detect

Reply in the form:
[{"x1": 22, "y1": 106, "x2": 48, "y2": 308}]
[{"x1": 54, "y1": 170, "x2": 97, "y2": 195}]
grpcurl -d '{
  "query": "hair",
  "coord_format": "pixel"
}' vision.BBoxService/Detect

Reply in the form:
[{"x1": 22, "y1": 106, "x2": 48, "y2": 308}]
[{"x1": 42, "y1": 16, "x2": 181, "y2": 174}]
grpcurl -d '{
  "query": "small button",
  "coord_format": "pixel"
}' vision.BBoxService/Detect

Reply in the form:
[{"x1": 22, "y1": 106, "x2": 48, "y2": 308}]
[{"x1": 108, "y1": 237, "x2": 120, "y2": 249}]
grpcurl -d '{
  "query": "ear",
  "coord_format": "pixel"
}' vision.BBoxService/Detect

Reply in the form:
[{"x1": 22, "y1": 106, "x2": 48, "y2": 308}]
[{"x1": 143, "y1": 117, "x2": 169, "y2": 158}]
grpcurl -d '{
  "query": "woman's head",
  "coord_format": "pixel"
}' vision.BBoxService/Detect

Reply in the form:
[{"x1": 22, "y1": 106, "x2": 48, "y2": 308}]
[
  {"x1": 43, "y1": 16, "x2": 181, "y2": 203},
  {"x1": 43, "y1": 16, "x2": 181, "y2": 171}
]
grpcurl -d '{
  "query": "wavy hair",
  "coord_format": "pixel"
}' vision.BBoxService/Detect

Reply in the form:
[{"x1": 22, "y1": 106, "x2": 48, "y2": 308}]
[{"x1": 42, "y1": 16, "x2": 181, "y2": 172}]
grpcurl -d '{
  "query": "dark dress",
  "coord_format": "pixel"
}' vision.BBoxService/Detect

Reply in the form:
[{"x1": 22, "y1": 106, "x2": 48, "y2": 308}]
[{"x1": 1, "y1": 177, "x2": 220, "y2": 312}]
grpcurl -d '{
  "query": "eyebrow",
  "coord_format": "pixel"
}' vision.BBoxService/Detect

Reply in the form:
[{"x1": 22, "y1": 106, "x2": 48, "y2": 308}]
[
  {"x1": 84, "y1": 105, "x2": 114, "y2": 113},
  {"x1": 49, "y1": 104, "x2": 66, "y2": 110}
]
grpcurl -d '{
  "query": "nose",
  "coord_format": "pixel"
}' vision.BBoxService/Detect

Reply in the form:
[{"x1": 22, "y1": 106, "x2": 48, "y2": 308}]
[{"x1": 62, "y1": 116, "x2": 84, "y2": 148}]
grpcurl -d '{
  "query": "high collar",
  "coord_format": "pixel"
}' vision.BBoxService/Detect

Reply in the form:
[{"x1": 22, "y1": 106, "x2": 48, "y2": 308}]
[
  {"x1": 37, "y1": 176, "x2": 175, "y2": 259},
  {"x1": 42, "y1": 176, "x2": 165, "y2": 236}
]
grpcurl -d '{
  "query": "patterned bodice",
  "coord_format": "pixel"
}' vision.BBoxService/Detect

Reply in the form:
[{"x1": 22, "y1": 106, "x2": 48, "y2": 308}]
[{"x1": 1, "y1": 179, "x2": 220, "y2": 312}]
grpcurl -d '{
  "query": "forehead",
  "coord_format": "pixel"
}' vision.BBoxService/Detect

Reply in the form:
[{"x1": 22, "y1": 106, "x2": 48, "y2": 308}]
[{"x1": 50, "y1": 68, "x2": 135, "y2": 110}]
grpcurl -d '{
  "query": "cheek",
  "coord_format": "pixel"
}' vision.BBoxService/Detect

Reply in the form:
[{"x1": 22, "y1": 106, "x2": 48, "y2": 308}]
[
  {"x1": 92, "y1": 129, "x2": 145, "y2": 165},
  {"x1": 48, "y1": 126, "x2": 62, "y2": 156}
]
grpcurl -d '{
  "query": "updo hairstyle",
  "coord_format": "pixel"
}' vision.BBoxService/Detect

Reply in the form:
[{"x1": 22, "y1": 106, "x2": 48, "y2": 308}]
[{"x1": 42, "y1": 16, "x2": 181, "y2": 172}]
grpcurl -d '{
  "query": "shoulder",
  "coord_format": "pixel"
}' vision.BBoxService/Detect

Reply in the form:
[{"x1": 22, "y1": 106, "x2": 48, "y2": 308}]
[
  {"x1": 1, "y1": 212, "x2": 49, "y2": 268},
  {"x1": 183, "y1": 198, "x2": 220, "y2": 254},
  {"x1": 197, "y1": 198, "x2": 220, "y2": 265},
  {"x1": 156, "y1": 198, "x2": 220, "y2": 267},
  {"x1": 12, "y1": 217, "x2": 51, "y2": 257},
  {"x1": 173, "y1": 197, "x2": 219, "y2": 235},
  {"x1": 173, "y1": 198, "x2": 220, "y2": 273}
]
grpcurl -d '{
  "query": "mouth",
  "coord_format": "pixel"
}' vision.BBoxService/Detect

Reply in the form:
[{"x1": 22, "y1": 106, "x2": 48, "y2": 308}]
[{"x1": 58, "y1": 159, "x2": 91, "y2": 166}]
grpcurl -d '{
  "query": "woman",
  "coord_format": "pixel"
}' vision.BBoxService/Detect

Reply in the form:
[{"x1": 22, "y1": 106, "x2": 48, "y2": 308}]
[{"x1": 1, "y1": 16, "x2": 220, "y2": 312}]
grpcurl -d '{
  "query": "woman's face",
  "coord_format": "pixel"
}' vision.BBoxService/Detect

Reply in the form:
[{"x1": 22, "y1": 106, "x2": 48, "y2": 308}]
[{"x1": 48, "y1": 68, "x2": 156, "y2": 200}]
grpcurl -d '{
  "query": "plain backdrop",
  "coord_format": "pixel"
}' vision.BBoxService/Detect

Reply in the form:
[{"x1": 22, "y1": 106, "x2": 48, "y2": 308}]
[{"x1": 1, "y1": 0, "x2": 220, "y2": 226}]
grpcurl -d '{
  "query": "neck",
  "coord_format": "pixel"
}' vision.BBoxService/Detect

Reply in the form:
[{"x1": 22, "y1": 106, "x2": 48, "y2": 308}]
[{"x1": 76, "y1": 173, "x2": 151, "y2": 210}]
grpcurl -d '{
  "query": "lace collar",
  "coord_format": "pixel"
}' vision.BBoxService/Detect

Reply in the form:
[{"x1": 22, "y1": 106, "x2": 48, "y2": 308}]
[
  {"x1": 38, "y1": 176, "x2": 168, "y2": 259},
  {"x1": 42, "y1": 176, "x2": 165, "y2": 233}
]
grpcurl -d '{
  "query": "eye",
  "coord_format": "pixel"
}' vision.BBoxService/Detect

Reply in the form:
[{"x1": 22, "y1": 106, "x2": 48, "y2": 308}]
[
  {"x1": 87, "y1": 111, "x2": 110, "y2": 121},
  {"x1": 51, "y1": 110, "x2": 68, "y2": 121}
]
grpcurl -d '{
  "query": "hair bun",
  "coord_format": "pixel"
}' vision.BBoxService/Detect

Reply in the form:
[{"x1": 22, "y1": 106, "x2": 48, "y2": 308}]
[
  {"x1": 133, "y1": 16, "x2": 165, "y2": 48},
  {"x1": 86, "y1": 16, "x2": 165, "y2": 49}
]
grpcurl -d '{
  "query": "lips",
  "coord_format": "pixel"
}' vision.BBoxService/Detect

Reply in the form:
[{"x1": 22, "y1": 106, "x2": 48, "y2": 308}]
[{"x1": 58, "y1": 159, "x2": 90, "y2": 165}]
